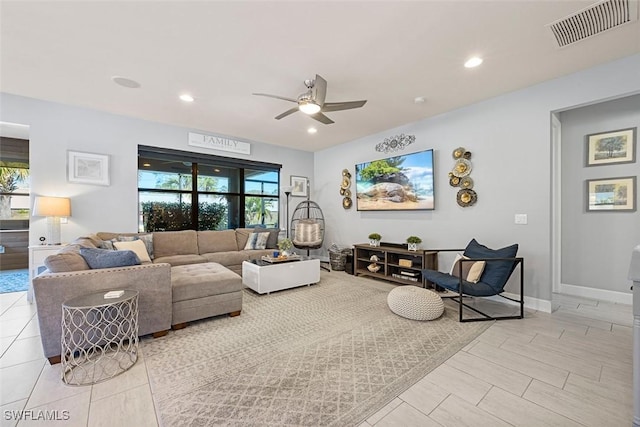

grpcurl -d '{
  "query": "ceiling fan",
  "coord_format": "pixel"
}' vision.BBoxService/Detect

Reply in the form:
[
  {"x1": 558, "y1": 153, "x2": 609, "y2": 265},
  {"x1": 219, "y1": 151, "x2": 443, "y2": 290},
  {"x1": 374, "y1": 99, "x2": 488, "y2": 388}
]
[{"x1": 253, "y1": 74, "x2": 367, "y2": 125}]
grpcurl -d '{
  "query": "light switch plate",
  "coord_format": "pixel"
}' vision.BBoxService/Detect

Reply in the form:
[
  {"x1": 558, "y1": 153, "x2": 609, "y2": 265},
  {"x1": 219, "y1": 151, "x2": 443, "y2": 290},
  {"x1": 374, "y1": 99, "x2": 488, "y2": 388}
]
[{"x1": 515, "y1": 214, "x2": 528, "y2": 225}]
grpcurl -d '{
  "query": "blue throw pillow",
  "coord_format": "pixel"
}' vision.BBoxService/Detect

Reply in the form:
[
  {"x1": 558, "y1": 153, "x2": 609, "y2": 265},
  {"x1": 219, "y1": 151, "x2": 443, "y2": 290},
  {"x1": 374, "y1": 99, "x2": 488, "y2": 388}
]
[
  {"x1": 79, "y1": 247, "x2": 140, "y2": 269},
  {"x1": 463, "y1": 239, "x2": 518, "y2": 290}
]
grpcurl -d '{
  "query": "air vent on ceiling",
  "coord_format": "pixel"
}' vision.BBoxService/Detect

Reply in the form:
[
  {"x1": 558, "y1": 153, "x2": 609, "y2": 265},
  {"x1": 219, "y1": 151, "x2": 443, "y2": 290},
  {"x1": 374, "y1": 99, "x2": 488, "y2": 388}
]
[{"x1": 547, "y1": 0, "x2": 638, "y2": 47}]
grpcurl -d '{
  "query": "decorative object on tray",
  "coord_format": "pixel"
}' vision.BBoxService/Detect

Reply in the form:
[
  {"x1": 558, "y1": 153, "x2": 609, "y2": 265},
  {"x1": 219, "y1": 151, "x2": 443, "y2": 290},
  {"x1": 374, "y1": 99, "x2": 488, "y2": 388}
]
[
  {"x1": 375, "y1": 133, "x2": 416, "y2": 153},
  {"x1": 450, "y1": 147, "x2": 477, "y2": 207},
  {"x1": 261, "y1": 254, "x2": 302, "y2": 263},
  {"x1": 406, "y1": 236, "x2": 422, "y2": 251},
  {"x1": 340, "y1": 168, "x2": 353, "y2": 209},
  {"x1": 277, "y1": 237, "x2": 293, "y2": 256},
  {"x1": 586, "y1": 127, "x2": 636, "y2": 167},
  {"x1": 368, "y1": 233, "x2": 381, "y2": 247}
]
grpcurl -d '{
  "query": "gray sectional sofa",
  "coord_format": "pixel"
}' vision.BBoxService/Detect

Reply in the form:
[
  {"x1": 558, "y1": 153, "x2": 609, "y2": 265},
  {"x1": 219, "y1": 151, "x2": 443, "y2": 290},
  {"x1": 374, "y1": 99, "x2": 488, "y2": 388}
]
[{"x1": 33, "y1": 228, "x2": 278, "y2": 363}]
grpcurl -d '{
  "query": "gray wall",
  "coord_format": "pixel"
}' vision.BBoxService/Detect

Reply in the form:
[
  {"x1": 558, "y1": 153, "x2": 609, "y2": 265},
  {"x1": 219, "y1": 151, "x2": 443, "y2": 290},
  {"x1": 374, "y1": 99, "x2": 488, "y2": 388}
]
[
  {"x1": 559, "y1": 94, "x2": 640, "y2": 293},
  {"x1": 314, "y1": 54, "x2": 640, "y2": 307},
  {"x1": 0, "y1": 93, "x2": 314, "y2": 244}
]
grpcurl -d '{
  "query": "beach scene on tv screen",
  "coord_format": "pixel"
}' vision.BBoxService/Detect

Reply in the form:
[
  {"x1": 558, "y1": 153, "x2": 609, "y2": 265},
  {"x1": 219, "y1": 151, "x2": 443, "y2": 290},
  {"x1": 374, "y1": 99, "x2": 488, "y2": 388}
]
[{"x1": 355, "y1": 150, "x2": 434, "y2": 211}]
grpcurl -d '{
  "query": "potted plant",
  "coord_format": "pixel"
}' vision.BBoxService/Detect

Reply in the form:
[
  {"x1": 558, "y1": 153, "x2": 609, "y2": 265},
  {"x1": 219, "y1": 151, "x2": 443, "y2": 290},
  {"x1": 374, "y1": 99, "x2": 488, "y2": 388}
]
[
  {"x1": 277, "y1": 238, "x2": 293, "y2": 256},
  {"x1": 368, "y1": 233, "x2": 381, "y2": 247},
  {"x1": 406, "y1": 236, "x2": 422, "y2": 251}
]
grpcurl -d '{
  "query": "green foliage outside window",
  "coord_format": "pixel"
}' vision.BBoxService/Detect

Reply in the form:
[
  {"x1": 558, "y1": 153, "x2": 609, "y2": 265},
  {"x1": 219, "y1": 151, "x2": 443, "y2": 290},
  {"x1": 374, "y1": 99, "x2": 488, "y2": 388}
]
[{"x1": 141, "y1": 201, "x2": 227, "y2": 231}]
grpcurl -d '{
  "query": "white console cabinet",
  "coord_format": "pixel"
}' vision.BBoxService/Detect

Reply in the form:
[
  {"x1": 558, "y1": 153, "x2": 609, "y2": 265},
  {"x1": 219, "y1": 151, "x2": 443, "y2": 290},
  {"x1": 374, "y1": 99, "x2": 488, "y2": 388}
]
[{"x1": 28, "y1": 245, "x2": 64, "y2": 303}]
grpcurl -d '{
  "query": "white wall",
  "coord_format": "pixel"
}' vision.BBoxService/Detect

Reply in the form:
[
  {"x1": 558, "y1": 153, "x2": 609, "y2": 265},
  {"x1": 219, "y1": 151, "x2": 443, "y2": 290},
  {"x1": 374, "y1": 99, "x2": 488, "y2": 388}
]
[
  {"x1": 560, "y1": 94, "x2": 640, "y2": 294},
  {"x1": 0, "y1": 93, "x2": 314, "y2": 244},
  {"x1": 314, "y1": 53, "x2": 640, "y2": 307}
]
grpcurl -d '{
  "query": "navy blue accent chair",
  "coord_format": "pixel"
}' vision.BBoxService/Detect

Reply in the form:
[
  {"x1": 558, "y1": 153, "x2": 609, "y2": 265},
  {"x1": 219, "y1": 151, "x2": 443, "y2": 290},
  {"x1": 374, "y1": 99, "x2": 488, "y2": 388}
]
[{"x1": 421, "y1": 239, "x2": 524, "y2": 322}]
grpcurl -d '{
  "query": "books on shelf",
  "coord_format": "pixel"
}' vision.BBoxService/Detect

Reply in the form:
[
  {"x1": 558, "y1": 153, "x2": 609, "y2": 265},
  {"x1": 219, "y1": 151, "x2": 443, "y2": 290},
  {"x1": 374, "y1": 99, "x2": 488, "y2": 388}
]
[
  {"x1": 399, "y1": 270, "x2": 420, "y2": 277},
  {"x1": 392, "y1": 273, "x2": 419, "y2": 282}
]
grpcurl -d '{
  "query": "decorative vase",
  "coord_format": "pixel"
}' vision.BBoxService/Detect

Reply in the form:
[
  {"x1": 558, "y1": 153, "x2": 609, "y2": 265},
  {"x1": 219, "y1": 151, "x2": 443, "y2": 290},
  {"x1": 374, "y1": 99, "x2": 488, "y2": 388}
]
[
  {"x1": 369, "y1": 239, "x2": 380, "y2": 247},
  {"x1": 282, "y1": 250, "x2": 290, "y2": 257},
  {"x1": 408, "y1": 242, "x2": 418, "y2": 251}
]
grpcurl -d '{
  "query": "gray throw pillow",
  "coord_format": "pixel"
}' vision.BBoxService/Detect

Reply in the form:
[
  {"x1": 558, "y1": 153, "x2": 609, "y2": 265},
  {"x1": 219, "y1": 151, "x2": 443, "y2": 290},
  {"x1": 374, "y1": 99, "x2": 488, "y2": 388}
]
[{"x1": 79, "y1": 247, "x2": 140, "y2": 269}]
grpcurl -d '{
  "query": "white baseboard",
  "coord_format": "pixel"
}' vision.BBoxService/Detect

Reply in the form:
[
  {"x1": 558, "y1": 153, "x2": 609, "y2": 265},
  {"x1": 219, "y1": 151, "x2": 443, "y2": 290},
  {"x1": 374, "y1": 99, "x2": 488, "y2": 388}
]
[
  {"x1": 485, "y1": 293, "x2": 552, "y2": 313},
  {"x1": 559, "y1": 283, "x2": 632, "y2": 305}
]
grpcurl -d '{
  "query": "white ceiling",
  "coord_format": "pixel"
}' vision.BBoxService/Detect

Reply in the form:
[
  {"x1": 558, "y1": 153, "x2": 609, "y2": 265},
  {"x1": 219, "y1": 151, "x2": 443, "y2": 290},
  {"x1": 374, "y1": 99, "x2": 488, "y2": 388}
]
[{"x1": 1, "y1": 1, "x2": 639, "y2": 152}]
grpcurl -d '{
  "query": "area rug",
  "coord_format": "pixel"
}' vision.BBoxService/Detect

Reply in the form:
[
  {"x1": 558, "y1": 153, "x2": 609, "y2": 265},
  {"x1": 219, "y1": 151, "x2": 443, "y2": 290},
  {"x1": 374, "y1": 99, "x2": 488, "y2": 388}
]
[
  {"x1": 142, "y1": 272, "x2": 491, "y2": 426},
  {"x1": 0, "y1": 269, "x2": 29, "y2": 293}
]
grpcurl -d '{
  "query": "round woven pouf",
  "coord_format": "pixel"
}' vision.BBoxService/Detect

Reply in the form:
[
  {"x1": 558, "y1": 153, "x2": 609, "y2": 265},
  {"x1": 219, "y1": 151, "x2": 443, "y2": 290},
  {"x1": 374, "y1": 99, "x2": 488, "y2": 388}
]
[{"x1": 387, "y1": 285, "x2": 444, "y2": 321}]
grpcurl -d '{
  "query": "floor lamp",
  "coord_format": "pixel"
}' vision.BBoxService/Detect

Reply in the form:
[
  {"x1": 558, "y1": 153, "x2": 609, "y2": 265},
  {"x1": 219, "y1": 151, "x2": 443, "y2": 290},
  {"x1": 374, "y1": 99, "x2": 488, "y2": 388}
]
[
  {"x1": 282, "y1": 186, "x2": 293, "y2": 238},
  {"x1": 33, "y1": 196, "x2": 71, "y2": 245}
]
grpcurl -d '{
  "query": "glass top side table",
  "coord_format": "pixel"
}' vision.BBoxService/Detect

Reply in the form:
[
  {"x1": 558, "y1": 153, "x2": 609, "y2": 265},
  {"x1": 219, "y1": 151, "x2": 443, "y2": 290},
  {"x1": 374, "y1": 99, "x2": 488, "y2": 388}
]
[{"x1": 61, "y1": 290, "x2": 139, "y2": 386}]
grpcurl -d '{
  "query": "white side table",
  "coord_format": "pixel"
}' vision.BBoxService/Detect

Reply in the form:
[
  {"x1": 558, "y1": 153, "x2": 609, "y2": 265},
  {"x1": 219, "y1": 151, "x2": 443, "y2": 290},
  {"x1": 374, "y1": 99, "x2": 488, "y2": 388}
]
[{"x1": 28, "y1": 244, "x2": 64, "y2": 303}]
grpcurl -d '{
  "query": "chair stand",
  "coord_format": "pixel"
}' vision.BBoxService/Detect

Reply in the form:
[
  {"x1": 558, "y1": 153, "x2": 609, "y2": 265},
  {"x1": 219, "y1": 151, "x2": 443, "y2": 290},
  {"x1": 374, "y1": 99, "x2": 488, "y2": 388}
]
[{"x1": 453, "y1": 262, "x2": 524, "y2": 322}]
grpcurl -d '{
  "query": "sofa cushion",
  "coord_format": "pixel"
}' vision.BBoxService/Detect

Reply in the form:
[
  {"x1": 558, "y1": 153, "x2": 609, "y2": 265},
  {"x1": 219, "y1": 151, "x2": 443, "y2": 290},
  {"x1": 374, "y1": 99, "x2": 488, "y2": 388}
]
[
  {"x1": 153, "y1": 230, "x2": 198, "y2": 258},
  {"x1": 153, "y1": 254, "x2": 207, "y2": 267},
  {"x1": 197, "y1": 230, "x2": 238, "y2": 254},
  {"x1": 171, "y1": 263, "x2": 242, "y2": 303},
  {"x1": 79, "y1": 247, "x2": 140, "y2": 269},
  {"x1": 235, "y1": 228, "x2": 254, "y2": 251},
  {"x1": 44, "y1": 244, "x2": 91, "y2": 273},
  {"x1": 202, "y1": 251, "x2": 250, "y2": 266}
]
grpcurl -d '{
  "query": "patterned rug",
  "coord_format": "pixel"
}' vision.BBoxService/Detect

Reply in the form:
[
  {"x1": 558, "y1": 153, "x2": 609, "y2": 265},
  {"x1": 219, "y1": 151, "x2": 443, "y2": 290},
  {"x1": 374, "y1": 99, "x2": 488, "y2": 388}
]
[
  {"x1": 142, "y1": 272, "x2": 491, "y2": 426},
  {"x1": 0, "y1": 269, "x2": 29, "y2": 293}
]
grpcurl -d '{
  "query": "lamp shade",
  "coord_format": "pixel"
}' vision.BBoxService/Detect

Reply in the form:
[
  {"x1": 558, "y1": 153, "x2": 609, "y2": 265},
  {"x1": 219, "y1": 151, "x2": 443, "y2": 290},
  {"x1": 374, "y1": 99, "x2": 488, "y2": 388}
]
[{"x1": 33, "y1": 196, "x2": 71, "y2": 217}]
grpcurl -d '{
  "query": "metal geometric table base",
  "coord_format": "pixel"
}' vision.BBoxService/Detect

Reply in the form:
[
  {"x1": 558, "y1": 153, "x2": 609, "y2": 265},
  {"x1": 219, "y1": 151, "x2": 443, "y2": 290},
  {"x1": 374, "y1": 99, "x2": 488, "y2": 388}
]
[{"x1": 61, "y1": 291, "x2": 139, "y2": 386}]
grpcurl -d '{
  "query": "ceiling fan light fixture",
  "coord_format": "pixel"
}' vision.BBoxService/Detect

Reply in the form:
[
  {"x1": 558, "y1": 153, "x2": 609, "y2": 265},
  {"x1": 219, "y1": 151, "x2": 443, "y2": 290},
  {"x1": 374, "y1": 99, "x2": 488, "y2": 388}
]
[
  {"x1": 299, "y1": 101, "x2": 321, "y2": 115},
  {"x1": 464, "y1": 56, "x2": 483, "y2": 68}
]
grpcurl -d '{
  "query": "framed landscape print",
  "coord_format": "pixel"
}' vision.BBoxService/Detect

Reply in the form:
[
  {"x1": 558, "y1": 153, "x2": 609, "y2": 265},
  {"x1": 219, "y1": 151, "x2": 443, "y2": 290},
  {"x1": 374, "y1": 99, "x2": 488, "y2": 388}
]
[
  {"x1": 290, "y1": 176, "x2": 308, "y2": 197},
  {"x1": 586, "y1": 176, "x2": 636, "y2": 212},
  {"x1": 586, "y1": 127, "x2": 636, "y2": 166},
  {"x1": 68, "y1": 151, "x2": 110, "y2": 186}
]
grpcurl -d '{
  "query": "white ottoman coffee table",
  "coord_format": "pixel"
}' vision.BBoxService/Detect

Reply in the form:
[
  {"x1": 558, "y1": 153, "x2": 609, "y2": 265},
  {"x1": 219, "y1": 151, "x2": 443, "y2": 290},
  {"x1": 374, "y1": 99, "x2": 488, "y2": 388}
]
[
  {"x1": 387, "y1": 285, "x2": 444, "y2": 320},
  {"x1": 242, "y1": 258, "x2": 320, "y2": 294}
]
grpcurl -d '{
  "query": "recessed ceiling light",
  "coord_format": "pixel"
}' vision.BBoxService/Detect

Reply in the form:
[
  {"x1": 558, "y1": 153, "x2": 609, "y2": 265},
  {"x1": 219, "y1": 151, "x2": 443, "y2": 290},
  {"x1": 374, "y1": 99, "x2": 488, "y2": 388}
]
[
  {"x1": 179, "y1": 94, "x2": 195, "y2": 102},
  {"x1": 307, "y1": 127, "x2": 318, "y2": 134},
  {"x1": 464, "y1": 57, "x2": 483, "y2": 68},
  {"x1": 142, "y1": 163, "x2": 151, "y2": 167},
  {"x1": 112, "y1": 76, "x2": 141, "y2": 88},
  {"x1": 214, "y1": 168, "x2": 221, "y2": 173},
  {"x1": 414, "y1": 96, "x2": 426, "y2": 104}
]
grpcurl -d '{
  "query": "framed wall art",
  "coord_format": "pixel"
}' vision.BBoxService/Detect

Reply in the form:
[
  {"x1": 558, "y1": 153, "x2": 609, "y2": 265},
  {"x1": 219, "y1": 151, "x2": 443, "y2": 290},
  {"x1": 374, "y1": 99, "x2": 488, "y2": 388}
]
[
  {"x1": 67, "y1": 151, "x2": 110, "y2": 186},
  {"x1": 586, "y1": 176, "x2": 636, "y2": 212},
  {"x1": 290, "y1": 175, "x2": 308, "y2": 197},
  {"x1": 586, "y1": 127, "x2": 636, "y2": 166}
]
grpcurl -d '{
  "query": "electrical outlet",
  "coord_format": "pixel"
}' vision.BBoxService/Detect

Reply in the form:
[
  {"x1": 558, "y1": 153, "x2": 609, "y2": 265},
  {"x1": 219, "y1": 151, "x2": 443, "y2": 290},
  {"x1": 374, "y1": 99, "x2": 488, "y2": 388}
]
[{"x1": 515, "y1": 214, "x2": 528, "y2": 225}]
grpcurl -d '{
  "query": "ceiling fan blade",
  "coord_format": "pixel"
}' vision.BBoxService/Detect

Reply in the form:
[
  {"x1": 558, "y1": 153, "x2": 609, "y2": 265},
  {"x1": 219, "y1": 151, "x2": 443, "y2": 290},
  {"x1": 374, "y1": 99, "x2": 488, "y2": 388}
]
[
  {"x1": 313, "y1": 74, "x2": 327, "y2": 106},
  {"x1": 275, "y1": 107, "x2": 299, "y2": 120},
  {"x1": 310, "y1": 112, "x2": 335, "y2": 125},
  {"x1": 322, "y1": 100, "x2": 367, "y2": 112},
  {"x1": 253, "y1": 93, "x2": 298, "y2": 103}
]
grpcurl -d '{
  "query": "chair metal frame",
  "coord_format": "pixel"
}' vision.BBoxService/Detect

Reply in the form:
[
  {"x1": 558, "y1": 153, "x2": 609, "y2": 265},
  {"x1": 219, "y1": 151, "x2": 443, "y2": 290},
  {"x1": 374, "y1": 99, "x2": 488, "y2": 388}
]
[{"x1": 426, "y1": 248, "x2": 524, "y2": 322}]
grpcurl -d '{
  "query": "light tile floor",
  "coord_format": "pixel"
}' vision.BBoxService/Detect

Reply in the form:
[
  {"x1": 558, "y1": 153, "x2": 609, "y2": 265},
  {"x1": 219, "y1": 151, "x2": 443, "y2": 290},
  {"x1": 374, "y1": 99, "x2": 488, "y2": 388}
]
[{"x1": 0, "y1": 290, "x2": 633, "y2": 426}]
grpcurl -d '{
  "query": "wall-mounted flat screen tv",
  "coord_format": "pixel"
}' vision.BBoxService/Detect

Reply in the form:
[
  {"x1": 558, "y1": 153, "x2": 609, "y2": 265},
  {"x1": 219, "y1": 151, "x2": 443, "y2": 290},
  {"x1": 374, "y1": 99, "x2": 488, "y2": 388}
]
[{"x1": 355, "y1": 149, "x2": 434, "y2": 211}]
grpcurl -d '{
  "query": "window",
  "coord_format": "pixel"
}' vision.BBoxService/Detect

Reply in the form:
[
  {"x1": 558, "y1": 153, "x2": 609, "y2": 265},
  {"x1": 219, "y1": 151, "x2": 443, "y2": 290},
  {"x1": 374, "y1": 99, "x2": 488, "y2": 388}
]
[
  {"x1": 138, "y1": 146, "x2": 281, "y2": 232},
  {"x1": 0, "y1": 137, "x2": 30, "y2": 230}
]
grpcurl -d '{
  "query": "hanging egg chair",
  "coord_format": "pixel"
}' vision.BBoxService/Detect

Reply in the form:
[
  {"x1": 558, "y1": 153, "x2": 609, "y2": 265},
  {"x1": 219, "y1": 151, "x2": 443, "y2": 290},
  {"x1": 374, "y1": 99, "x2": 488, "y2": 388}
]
[{"x1": 290, "y1": 200, "x2": 325, "y2": 252}]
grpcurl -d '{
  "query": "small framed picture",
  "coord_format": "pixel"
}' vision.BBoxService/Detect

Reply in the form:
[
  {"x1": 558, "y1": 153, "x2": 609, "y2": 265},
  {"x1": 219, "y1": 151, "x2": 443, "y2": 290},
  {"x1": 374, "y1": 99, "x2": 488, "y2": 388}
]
[
  {"x1": 586, "y1": 176, "x2": 636, "y2": 212},
  {"x1": 290, "y1": 176, "x2": 308, "y2": 197},
  {"x1": 586, "y1": 127, "x2": 636, "y2": 166},
  {"x1": 68, "y1": 151, "x2": 110, "y2": 186}
]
